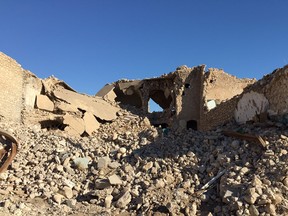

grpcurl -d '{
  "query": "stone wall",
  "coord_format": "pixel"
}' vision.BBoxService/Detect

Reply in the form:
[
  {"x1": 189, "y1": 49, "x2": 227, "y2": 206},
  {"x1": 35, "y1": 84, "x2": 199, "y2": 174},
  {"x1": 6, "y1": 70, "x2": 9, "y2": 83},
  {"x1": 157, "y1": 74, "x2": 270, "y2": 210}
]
[
  {"x1": 0, "y1": 52, "x2": 24, "y2": 122},
  {"x1": 200, "y1": 65, "x2": 288, "y2": 130}
]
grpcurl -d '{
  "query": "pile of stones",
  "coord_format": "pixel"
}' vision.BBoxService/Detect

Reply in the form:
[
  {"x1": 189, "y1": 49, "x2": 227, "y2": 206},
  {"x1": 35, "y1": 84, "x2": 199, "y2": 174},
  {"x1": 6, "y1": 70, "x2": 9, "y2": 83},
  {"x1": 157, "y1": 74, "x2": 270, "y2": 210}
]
[{"x1": 0, "y1": 110, "x2": 288, "y2": 215}]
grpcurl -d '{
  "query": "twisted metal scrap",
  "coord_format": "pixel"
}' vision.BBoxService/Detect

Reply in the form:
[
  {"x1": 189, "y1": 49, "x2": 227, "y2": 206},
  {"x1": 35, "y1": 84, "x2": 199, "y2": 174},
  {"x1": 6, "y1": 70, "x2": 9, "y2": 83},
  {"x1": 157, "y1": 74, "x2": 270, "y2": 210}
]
[{"x1": 0, "y1": 129, "x2": 18, "y2": 173}]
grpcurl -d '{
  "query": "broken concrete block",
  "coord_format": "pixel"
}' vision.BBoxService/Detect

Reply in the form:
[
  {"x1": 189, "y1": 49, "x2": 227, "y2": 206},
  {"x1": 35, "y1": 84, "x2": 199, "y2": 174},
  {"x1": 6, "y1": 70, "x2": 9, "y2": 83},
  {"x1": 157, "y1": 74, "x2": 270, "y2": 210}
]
[
  {"x1": 96, "y1": 84, "x2": 117, "y2": 102},
  {"x1": 57, "y1": 102, "x2": 79, "y2": 113},
  {"x1": 63, "y1": 114, "x2": 85, "y2": 136},
  {"x1": 83, "y1": 112, "x2": 100, "y2": 136},
  {"x1": 115, "y1": 191, "x2": 132, "y2": 208},
  {"x1": 53, "y1": 87, "x2": 120, "y2": 121},
  {"x1": 97, "y1": 157, "x2": 111, "y2": 170},
  {"x1": 108, "y1": 174, "x2": 122, "y2": 185},
  {"x1": 36, "y1": 95, "x2": 54, "y2": 112}
]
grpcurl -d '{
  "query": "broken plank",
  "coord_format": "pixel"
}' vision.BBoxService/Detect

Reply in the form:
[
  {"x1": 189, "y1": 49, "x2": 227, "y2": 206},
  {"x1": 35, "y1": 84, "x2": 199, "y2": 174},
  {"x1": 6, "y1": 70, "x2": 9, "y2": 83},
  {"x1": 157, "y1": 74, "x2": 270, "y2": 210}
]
[{"x1": 223, "y1": 130, "x2": 267, "y2": 149}]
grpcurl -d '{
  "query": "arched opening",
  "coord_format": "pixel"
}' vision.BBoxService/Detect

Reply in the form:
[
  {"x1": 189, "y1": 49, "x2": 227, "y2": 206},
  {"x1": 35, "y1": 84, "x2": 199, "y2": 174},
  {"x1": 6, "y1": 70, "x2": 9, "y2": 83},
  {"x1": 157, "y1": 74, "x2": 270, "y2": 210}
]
[{"x1": 148, "y1": 89, "x2": 172, "y2": 112}]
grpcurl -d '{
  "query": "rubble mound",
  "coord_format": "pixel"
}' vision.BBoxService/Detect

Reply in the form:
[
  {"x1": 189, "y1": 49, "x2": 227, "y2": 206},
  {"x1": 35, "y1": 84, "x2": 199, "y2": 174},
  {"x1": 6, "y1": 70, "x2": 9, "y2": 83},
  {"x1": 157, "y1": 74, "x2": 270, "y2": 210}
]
[
  {"x1": 0, "y1": 113, "x2": 288, "y2": 215},
  {"x1": 1, "y1": 52, "x2": 288, "y2": 215}
]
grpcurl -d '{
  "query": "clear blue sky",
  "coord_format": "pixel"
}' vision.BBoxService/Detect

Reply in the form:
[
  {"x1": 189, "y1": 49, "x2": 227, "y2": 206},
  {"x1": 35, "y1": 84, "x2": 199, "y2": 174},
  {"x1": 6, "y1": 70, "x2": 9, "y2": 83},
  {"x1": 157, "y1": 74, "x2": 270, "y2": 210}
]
[{"x1": 1, "y1": 1, "x2": 288, "y2": 95}]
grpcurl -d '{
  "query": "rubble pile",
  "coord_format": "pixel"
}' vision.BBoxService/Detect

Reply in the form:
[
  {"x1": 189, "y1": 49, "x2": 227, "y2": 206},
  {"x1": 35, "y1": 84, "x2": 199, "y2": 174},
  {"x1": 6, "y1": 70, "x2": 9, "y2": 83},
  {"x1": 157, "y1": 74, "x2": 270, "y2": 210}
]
[
  {"x1": 0, "y1": 110, "x2": 288, "y2": 215},
  {"x1": 1, "y1": 52, "x2": 288, "y2": 215}
]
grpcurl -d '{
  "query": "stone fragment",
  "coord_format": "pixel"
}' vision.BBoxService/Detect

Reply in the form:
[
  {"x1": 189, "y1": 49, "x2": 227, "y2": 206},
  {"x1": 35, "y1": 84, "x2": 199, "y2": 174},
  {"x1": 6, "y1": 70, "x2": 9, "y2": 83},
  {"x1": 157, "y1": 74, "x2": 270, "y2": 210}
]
[
  {"x1": 222, "y1": 189, "x2": 234, "y2": 203},
  {"x1": 240, "y1": 167, "x2": 249, "y2": 175},
  {"x1": 105, "y1": 195, "x2": 113, "y2": 208},
  {"x1": 83, "y1": 112, "x2": 100, "y2": 136},
  {"x1": 272, "y1": 193, "x2": 283, "y2": 205},
  {"x1": 63, "y1": 186, "x2": 73, "y2": 199},
  {"x1": 73, "y1": 157, "x2": 89, "y2": 170},
  {"x1": 116, "y1": 191, "x2": 131, "y2": 208},
  {"x1": 118, "y1": 147, "x2": 127, "y2": 154},
  {"x1": 57, "y1": 102, "x2": 79, "y2": 113},
  {"x1": 265, "y1": 204, "x2": 276, "y2": 215},
  {"x1": 36, "y1": 95, "x2": 54, "y2": 112},
  {"x1": 4, "y1": 199, "x2": 12, "y2": 209},
  {"x1": 108, "y1": 174, "x2": 122, "y2": 185},
  {"x1": 63, "y1": 179, "x2": 75, "y2": 189},
  {"x1": 251, "y1": 175, "x2": 262, "y2": 187},
  {"x1": 97, "y1": 157, "x2": 111, "y2": 169},
  {"x1": 249, "y1": 205, "x2": 259, "y2": 216},
  {"x1": 0, "y1": 172, "x2": 8, "y2": 180},
  {"x1": 65, "y1": 199, "x2": 77, "y2": 207},
  {"x1": 63, "y1": 114, "x2": 85, "y2": 136},
  {"x1": 143, "y1": 161, "x2": 153, "y2": 171},
  {"x1": 53, "y1": 193, "x2": 64, "y2": 204},
  {"x1": 108, "y1": 161, "x2": 121, "y2": 169},
  {"x1": 283, "y1": 177, "x2": 288, "y2": 187},
  {"x1": 155, "y1": 179, "x2": 165, "y2": 188},
  {"x1": 244, "y1": 188, "x2": 258, "y2": 204}
]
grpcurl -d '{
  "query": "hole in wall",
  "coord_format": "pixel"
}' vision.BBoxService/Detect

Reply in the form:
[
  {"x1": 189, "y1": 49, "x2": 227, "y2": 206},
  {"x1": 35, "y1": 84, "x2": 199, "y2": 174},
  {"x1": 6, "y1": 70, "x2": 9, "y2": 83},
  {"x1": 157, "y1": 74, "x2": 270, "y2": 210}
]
[{"x1": 185, "y1": 83, "x2": 190, "y2": 88}]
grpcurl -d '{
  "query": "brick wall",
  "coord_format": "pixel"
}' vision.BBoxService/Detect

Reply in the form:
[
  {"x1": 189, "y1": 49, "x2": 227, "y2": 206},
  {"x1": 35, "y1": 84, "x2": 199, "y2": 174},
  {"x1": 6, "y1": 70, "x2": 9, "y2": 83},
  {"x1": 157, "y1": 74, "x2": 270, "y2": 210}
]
[
  {"x1": 0, "y1": 52, "x2": 24, "y2": 122},
  {"x1": 199, "y1": 96, "x2": 239, "y2": 130}
]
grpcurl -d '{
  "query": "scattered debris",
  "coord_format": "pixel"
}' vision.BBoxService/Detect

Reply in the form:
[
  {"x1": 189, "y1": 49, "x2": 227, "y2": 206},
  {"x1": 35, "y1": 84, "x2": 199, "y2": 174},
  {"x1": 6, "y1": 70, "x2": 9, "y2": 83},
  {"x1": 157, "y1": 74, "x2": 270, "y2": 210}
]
[{"x1": 223, "y1": 130, "x2": 267, "y2": 149}]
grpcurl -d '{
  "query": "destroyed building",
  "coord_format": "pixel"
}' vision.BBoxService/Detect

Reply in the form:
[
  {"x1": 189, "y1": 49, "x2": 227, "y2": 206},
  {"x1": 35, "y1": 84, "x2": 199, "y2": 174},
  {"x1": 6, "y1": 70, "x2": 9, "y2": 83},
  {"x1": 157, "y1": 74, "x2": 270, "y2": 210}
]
[
  {"x1": 1, "y1": 51, "x2": 288, "y2": 134},
  {"x1": 97, "y1": 65, "x2": 256, "y2": 131},
  {"x1": 2, "y1": 51, "x2": 288, "y2": 215}
]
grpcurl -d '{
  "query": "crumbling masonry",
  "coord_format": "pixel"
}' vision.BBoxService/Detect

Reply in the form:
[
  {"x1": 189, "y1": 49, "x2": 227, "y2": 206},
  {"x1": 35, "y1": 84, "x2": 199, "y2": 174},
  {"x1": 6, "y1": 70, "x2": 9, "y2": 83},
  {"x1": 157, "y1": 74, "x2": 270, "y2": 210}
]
[{"x1": 1, "y1": 51, "x2": 288, "y2": 134}]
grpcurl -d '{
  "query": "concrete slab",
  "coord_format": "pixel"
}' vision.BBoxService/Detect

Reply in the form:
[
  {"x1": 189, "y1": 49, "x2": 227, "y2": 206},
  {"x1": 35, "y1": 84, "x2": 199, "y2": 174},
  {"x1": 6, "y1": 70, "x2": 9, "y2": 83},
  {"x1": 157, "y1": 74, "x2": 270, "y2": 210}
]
[
  {"x1": 53, "y1": 87, "x2": 120, "y2": 121},
  {"x1": 36, "y1": 95, "x2": 54, "y2": 112},
  {"x1": 57, "y1": 102, "x2": 79, "y2": 113},
  {"x1": 63, "y1": 114, "x2": 85, "y2": 136},
  {"x1": 83, "y1": 112, "x2": 100, "y2": 136},
  {"x1": 96, "y1": 84, "x2": 117, "y2": 101}
]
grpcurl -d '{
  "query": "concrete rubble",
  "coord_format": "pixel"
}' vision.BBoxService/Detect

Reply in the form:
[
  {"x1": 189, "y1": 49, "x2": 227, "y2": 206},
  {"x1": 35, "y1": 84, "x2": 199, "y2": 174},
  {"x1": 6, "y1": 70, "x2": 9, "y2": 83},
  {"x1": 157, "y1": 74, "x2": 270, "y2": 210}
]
[{"x1": 1, "y1": 51, "x2": 288, "y2": 215}]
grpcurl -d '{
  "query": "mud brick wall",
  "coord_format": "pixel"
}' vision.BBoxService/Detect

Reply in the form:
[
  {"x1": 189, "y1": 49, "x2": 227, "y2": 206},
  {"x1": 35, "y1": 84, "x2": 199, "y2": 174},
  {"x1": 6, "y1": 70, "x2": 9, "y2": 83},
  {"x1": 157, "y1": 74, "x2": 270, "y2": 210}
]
[
  {"x1": 0, "y1": 52, "x2": 24, "y2": 122},
  {"x1": 199, "y1": 96, "x2": 239, "y2": 131},
  {"x1": 203, "y1": 68, "x2": 255, "y2": 103}
]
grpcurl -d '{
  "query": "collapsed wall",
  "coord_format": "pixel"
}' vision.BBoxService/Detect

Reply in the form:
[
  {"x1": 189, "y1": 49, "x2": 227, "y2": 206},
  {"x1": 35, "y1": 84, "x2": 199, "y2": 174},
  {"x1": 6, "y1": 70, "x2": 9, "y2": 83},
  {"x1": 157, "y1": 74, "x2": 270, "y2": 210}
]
[
  {"x1": 201, "y1": 65, "x2": 288, "y2": 130},
  {"x1": 203, "y1": 68, "x2": 256, "y2": 110},
  {"x1": 0, "y1": 52, "x2": 122, "y2": 137}
]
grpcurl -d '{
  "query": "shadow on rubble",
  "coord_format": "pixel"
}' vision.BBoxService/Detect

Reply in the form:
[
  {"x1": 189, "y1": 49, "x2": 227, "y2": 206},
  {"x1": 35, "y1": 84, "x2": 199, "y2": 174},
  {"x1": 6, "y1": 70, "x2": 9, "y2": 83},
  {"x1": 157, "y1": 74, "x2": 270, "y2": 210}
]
[{"x1": 122, "y1": 127, "x2": 269, "y2": 214}]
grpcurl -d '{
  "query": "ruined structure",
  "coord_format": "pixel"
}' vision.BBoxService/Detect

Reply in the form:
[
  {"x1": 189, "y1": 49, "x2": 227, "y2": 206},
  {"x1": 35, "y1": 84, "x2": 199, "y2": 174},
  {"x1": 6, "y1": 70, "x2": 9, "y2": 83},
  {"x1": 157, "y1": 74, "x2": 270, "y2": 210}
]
[
  {"x1": 0, "y1": 52, "x2": 121, "y2": 137},
  {"x1": 1, "y1": 51, "x2": 288, "y2": 134},
  {"x1": 97, "y1": 65, "x2": 255, "y2": 131}
]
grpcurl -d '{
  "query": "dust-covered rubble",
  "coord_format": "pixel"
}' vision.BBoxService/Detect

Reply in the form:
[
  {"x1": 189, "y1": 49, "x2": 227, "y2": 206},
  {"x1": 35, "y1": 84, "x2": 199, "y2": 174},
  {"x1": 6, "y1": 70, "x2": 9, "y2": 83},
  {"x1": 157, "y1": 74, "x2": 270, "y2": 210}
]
[{"x1": 0, "y1": 111, "x2": 288, "y2": 215}]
